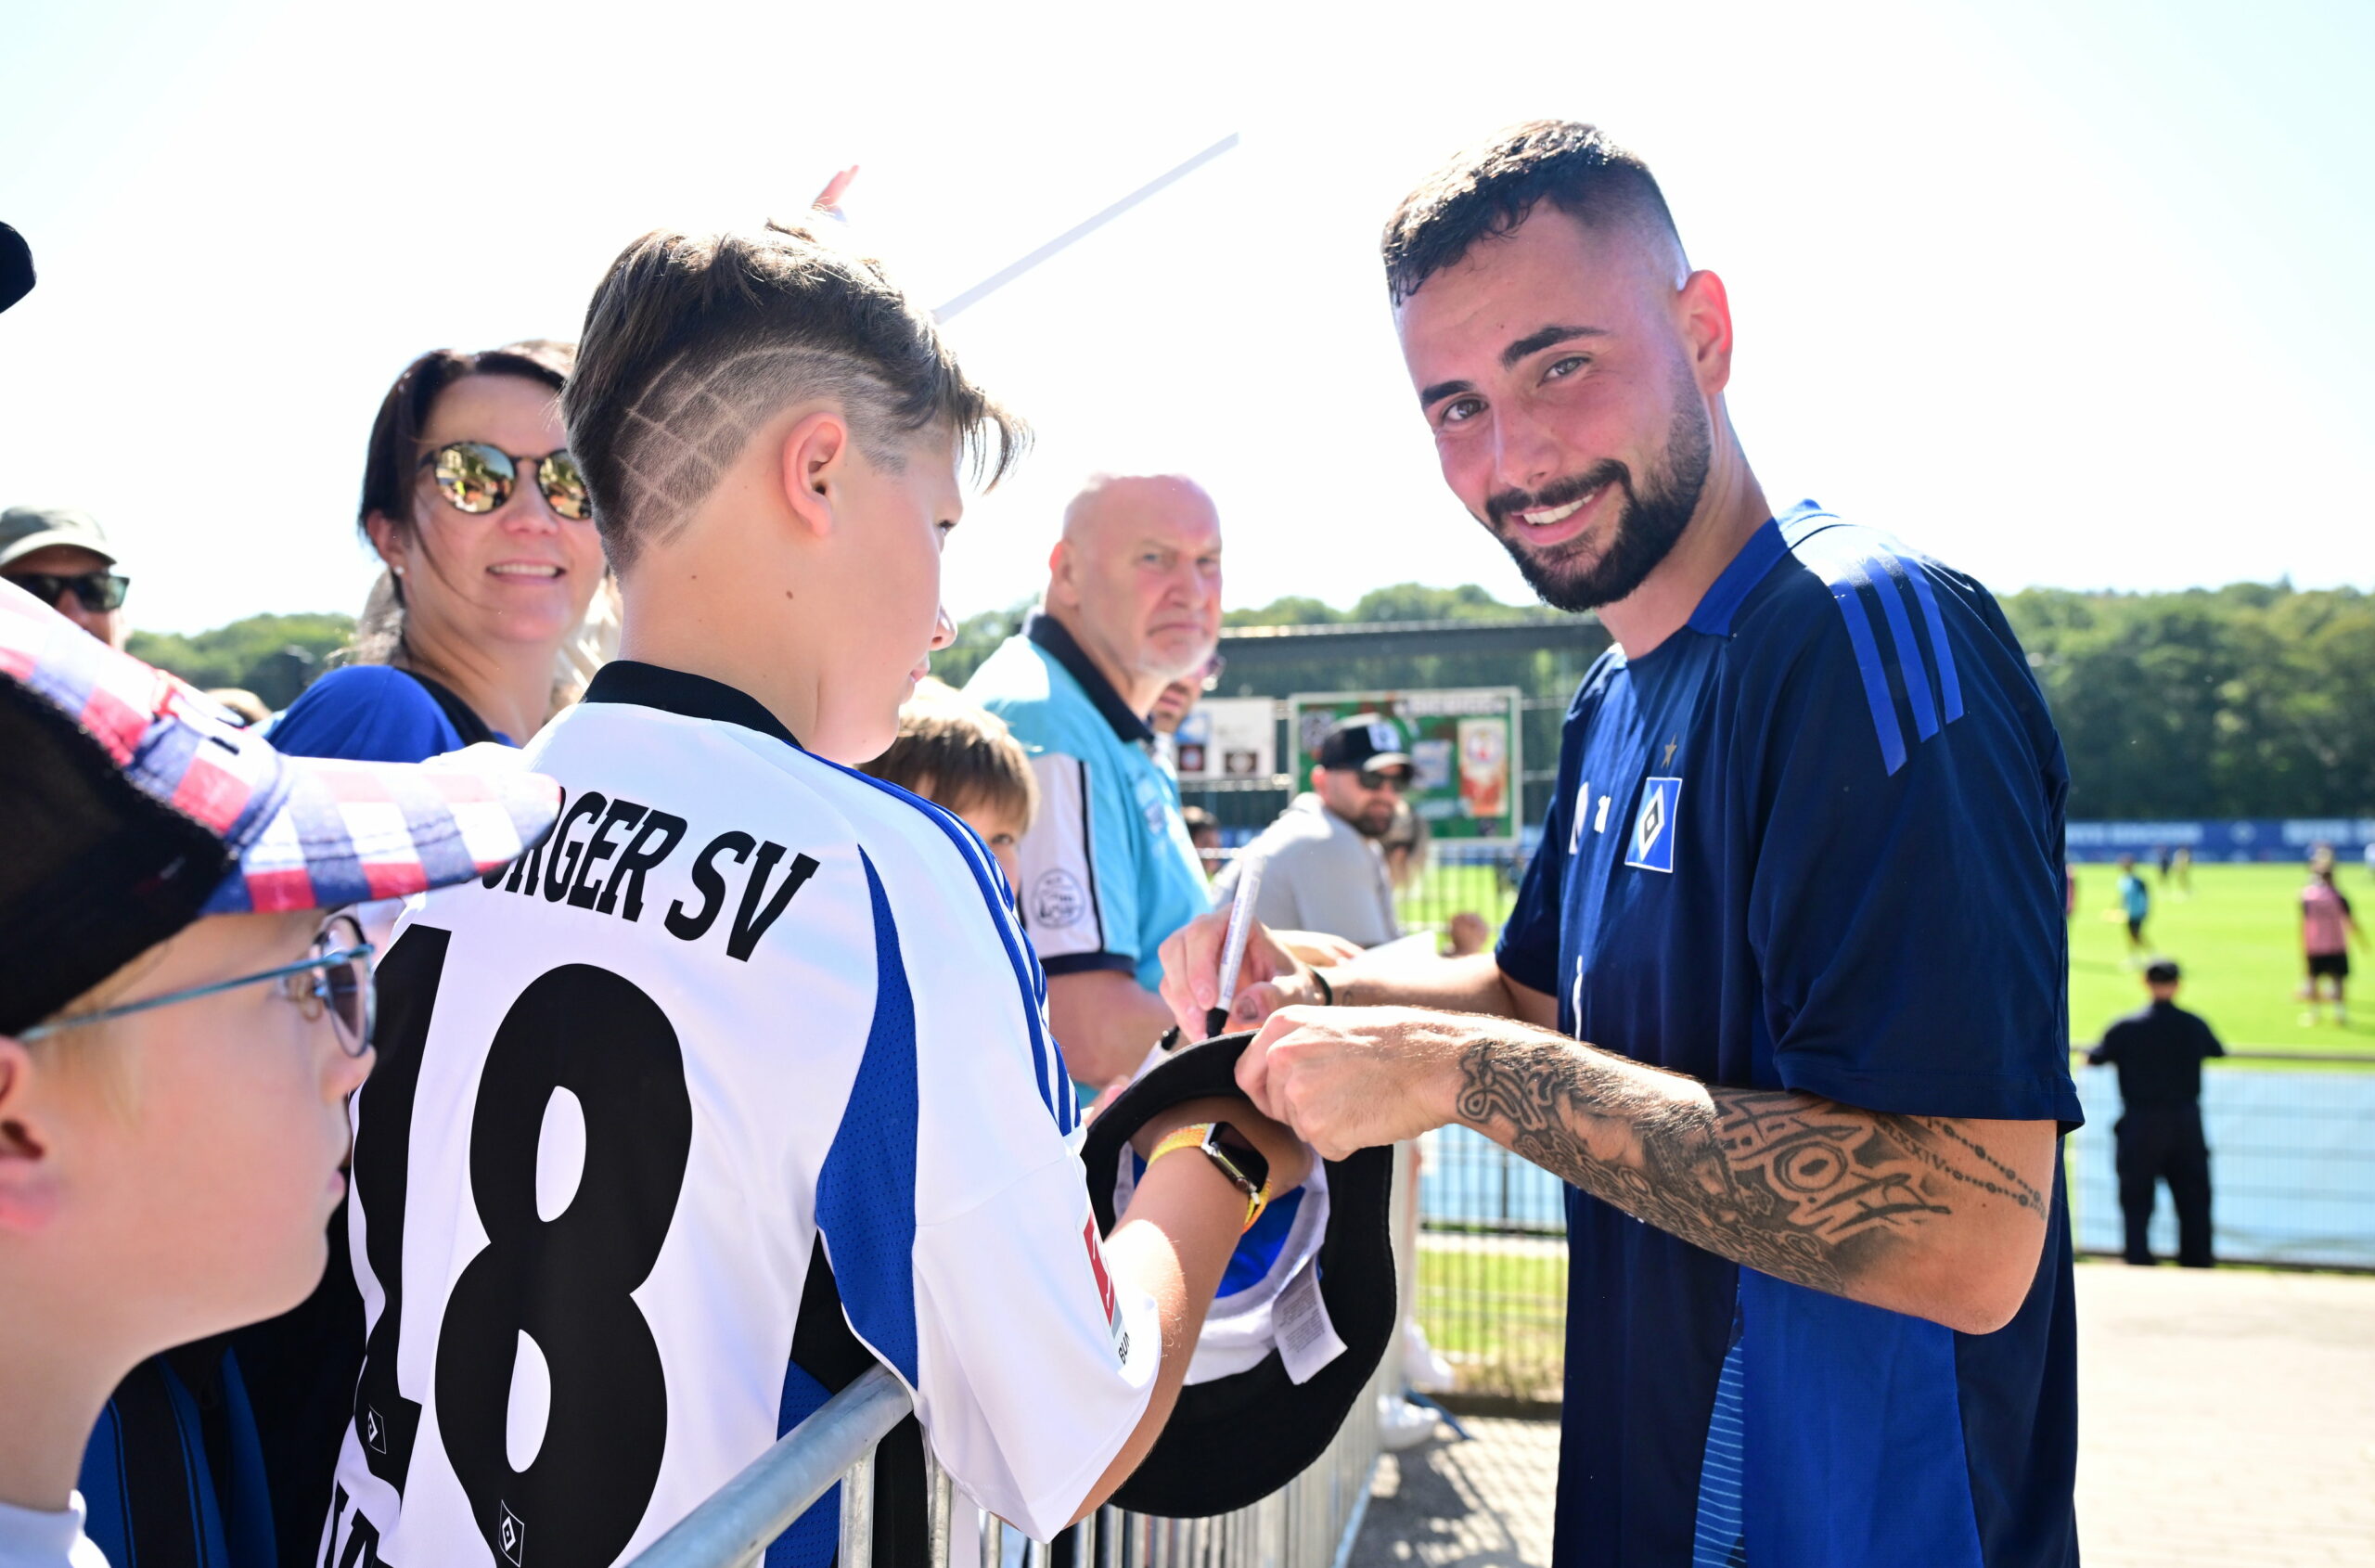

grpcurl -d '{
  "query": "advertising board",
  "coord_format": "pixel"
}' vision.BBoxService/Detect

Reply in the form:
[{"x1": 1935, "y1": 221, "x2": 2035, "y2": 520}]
[
  {"x1": 1286, "y1": 688, "x2": 1523, "y2": 843},
  {"x1": 1174, "y1": 696, "x2": 1277, "y2": 780}
]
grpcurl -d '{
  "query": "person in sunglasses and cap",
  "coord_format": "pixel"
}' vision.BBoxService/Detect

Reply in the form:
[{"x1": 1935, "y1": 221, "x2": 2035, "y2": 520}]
[
  {"x1": 267, "y1": 341, "x2": 606, "y2": 760},
  {"x1": 0, "y1": 582, "x2": 560, "y2": 1568},
  {"x1": 1212, "y1": 713, "x2": 1413, "y2": 951},
  {"x1": 0, "y1": 507, "x2": 132, "y2": 652}
]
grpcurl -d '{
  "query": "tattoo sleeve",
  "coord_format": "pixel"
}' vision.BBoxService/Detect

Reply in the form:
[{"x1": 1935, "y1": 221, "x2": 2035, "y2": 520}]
[{"x1": 1454, "y1": 1035, "x2": 2046, "y2": 1298}]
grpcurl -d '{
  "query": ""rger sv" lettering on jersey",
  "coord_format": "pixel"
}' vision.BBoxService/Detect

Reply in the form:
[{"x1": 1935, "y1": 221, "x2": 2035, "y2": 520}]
[{"x1": 481, "y1": 788, "x2": 819, "y2": 962}]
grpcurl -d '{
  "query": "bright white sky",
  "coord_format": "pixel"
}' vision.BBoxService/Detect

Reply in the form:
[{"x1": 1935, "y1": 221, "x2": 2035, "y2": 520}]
[{"x1": 2, "y1": 0, "x2": 2368, "y2": 636}]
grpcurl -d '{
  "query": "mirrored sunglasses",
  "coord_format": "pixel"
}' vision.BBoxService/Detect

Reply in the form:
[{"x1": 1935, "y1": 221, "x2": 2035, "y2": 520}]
[
  {"x1": 6, "y1": 570, "x2": 129, "y2": 613},
  {"x1": 419, "y1": 441, "x2": 592, "y2": 522}
]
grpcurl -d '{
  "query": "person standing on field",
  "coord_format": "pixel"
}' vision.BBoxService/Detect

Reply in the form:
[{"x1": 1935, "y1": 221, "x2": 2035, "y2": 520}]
[
  {"x1": 2300, "y1": 846, "x2": 2362, "y2": 1026},
  {"x1": 2117, "y1": 853, "x2": 2150, "y2": 962},
  {"x1": 2087, "y1": 960, "x2": 2223, "y2": 1267}
]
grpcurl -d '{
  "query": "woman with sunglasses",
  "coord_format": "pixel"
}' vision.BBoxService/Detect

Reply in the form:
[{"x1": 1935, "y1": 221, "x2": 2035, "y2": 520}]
[
  {"x1": 215, "y1": 342, "x2": 602, "y2": 1568},
  {"x1": 0, "y1": 584, "x2": 558, "y2": 1568},
  {"x1": 267, "y1": 341, "x2": 606, "y2": 761}
]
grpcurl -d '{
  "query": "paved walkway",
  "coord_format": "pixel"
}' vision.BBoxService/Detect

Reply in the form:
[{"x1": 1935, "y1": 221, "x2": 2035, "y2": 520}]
[
  {"x1": 1352, "y1": 1262, "x2": 2375, "y2": 1567},
  {"x1": 2076, "y1": 1263, "x2": 2375, "y2": 1565}
]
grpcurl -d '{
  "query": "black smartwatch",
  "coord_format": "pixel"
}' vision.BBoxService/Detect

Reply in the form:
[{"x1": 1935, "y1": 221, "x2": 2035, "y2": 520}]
[{"x1": 1150, "y1": 1120, "x2": 1275, "y2": 1230}]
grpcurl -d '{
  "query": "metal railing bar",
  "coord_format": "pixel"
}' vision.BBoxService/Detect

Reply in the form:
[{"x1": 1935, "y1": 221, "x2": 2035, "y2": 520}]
[
  {"x1": 1326, "y1": 1457, "x2": 1379, "y2": 1568},
  {"x1": 2069, "y1": 1047, "x2": 2375, "y2": 1065},
  {"x1": 626, "y1": 1365, "x2": 911, "y2": 1568},
  {"x1": 838, "y1": 1449, "x2": 876, "y2": 1568},
  {"x1": 931, "y1": 1463, "x2": 957, "y2": 1568}
]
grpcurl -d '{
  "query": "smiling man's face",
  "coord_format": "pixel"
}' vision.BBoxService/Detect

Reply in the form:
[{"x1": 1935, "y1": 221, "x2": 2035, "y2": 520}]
[{"x1": 1395, "y1": 207, "x2": 1715, "y2": 613}]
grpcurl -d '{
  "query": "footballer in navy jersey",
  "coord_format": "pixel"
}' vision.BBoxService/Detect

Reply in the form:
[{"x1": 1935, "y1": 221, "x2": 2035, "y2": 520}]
[
  {"x1": 1161, "y1": 123, "x2": 2080, "y2": 1567},
  {"x1": 1496, "y1": 503, "x2": 2080, "y2": 1568}
]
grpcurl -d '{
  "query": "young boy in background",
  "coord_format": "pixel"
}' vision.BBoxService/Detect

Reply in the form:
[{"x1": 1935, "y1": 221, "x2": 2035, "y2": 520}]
[
  {"x1": 0, "y1": 584, "x2": 557, "y2": 1568},
  {"x1": 860, "y1": 676, "x2": 1035, "y2": 892},
  {"x1": 326, "y1": 220, "x2": 1306, "y2": 1568}
]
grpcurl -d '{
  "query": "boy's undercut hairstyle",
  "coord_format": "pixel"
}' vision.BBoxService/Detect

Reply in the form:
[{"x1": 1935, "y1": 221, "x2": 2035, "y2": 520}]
[
  {"x1": 565, "y1": 220, "x2": 1025, "y2": 572},
  {"x1": 861, "y1": 693, "x2": 1039, "y2": 830},
  {"x1": 1381, "y1": 120, "x2": 1686, "y2": 305}
]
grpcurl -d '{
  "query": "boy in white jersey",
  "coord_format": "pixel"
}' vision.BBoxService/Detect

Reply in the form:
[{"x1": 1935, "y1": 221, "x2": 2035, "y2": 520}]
[{"x1": 326, "y1": 221, "x2": 1309, "y2": 1568}]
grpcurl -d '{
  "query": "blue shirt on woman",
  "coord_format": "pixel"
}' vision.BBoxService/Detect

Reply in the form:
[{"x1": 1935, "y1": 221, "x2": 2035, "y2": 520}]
[{"x1": 267, "y1": 664, "x2": 512, "y2": 759}]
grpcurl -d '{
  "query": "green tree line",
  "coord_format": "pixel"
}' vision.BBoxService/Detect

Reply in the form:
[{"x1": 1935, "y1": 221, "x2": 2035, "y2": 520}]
[
  {"x1": 131, "y1": 580, "x2": 2371, "y2": 819},
  {"x1": 2001, "y1": 584, "x2": 2373, "y2": 818},
  {"x1": 128, "y1": 613, "x2": 354, "y2": 710}
]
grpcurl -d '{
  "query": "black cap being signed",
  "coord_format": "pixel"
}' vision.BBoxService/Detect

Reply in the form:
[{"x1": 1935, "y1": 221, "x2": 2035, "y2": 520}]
[
  {"x1": 1082, "y1": 1032, "x2": 1396, "y2": 1516},
  {"x1": 0, "y1": 225, "x2": 33, "y2": 315}
]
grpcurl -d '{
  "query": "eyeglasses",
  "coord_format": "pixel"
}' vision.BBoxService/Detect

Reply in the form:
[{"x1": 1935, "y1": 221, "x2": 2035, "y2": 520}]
[
  {"x1": 418, "y1": 442, "x2": 592, "y2": 522},
  {"x1": 19, "y1": 915, "x2": 376, "y2": 1057},
  {"x1": 6, "y1": 570, "x2": 129, "y2": 613},
  {"x1": 1358, "y1": 768, "x2": 1413, "y2": 793}
]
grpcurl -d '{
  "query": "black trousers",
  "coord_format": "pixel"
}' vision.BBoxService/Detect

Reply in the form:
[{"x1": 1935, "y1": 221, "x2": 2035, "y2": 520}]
[{"x1": 2115, "y1": 1106, "x2": 2214, "y2": 1267}]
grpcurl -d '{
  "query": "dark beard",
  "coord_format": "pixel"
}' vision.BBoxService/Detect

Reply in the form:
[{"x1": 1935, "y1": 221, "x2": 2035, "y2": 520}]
[{"x1": 1483, "y1": 389, "x2": 1714, "y2": 613}]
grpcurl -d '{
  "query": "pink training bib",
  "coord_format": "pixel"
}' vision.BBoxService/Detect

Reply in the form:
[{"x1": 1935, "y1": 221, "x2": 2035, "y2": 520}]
[{"x1": 2304, "y1": 880, "x2": 2350, "y2": 956}]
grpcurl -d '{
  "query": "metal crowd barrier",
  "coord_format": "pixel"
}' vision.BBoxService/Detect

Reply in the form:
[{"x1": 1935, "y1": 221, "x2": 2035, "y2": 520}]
[{"x1": 628, "y1": 1146, "x2": 1414, "y2": 1568}]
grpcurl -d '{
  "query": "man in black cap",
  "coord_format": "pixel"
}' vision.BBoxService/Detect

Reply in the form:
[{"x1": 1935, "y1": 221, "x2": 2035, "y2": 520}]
[
  {"x1": 1213, "y1": 713, "x2": 1411, "y2": 949},
  {"x1": 2087, "y1": 960, "x2": 2224, "y2": 1267}
]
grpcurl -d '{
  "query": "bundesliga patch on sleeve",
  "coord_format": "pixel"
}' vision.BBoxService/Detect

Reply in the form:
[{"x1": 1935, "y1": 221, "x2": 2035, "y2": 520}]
[
  {"x1": 1084, "y1": 1216, "x2": 1133, "y2": 1364},
  {"x1": 1624, "y1": 777, "x2": 1682, "y2": 873}
]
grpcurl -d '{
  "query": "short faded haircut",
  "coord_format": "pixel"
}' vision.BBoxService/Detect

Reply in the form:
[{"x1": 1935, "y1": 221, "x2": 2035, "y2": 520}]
[
  {"x1": 564, "y1": 220, "x2": 1025, "y2": 572},
  {"x1": 861, "y1": 684, "x2": 1038, "y2": 829},
  {"x1": 1381, "y1": 121, "x2": 1686, "y2": 306}
]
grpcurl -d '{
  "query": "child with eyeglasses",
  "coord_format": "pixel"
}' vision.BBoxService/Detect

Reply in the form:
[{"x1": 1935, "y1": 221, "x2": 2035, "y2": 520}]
[
  {"x1": 320, "y1": 219, "x2": 1309, "y2": 1568},
  {"x1": 0, "y1": 582, "x2": 560, "y2": 1568}
]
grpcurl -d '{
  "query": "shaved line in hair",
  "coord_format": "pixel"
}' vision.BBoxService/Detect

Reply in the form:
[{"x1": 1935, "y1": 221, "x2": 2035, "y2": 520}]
[
  {"x1": 566, "y1": 222, "x2": 1024, "y2": 575},
  {"x1": 603, "y1": 345, "x2": 917, "y2": 571}
]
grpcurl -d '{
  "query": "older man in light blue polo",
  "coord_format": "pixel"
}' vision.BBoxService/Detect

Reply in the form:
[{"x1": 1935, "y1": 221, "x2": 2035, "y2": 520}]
[{"x1": 966, "y1": 473, "x2": 1221, "y2": 1090}]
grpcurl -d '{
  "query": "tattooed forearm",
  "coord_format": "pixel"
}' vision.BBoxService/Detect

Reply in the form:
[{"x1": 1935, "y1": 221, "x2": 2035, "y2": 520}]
[
  {"x1": 1455, "y1": 1038, "x2": 2041, "y2": 1302},
  {"x1": 1911, "y1": 1117, "x2": 2047, "y2": 1212}
]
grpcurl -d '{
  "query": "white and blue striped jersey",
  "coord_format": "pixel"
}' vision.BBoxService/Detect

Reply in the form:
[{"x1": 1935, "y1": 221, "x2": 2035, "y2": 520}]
[{"x1": 327, "y1": 662, "x2": 1157, "y2": 1568}]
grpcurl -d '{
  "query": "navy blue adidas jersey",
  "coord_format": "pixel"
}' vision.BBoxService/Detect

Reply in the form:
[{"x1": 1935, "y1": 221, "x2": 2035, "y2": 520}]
[{"x1": 1497, "y1": 504, "x2": 2082, "y2": 1568}]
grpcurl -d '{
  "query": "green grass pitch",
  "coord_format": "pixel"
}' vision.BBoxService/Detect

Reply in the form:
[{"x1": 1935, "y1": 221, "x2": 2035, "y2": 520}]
[
  {"x1": 2065, "y1": 861, "x2": 2372, "y2": 1057},
  {"x1": 1400, "y1": 859, "x2": 2375, "y2": 1059}
]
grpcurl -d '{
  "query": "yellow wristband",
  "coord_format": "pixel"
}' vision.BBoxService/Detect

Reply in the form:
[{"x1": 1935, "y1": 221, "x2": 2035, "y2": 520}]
[
  {"x1": 1149, "y1": 1123, "x2": 1215, "y2": 1165},
  {"x1": 1148, "y1": 1123, "x2": 1270, "y2": 1232}
]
